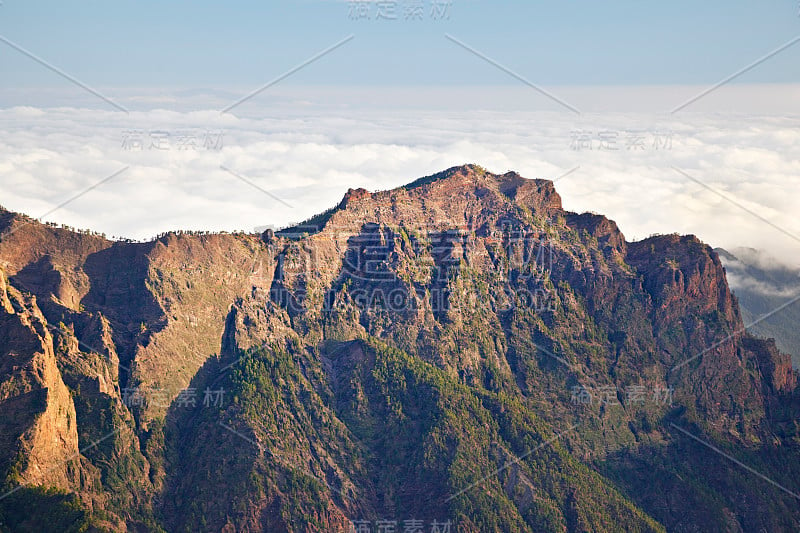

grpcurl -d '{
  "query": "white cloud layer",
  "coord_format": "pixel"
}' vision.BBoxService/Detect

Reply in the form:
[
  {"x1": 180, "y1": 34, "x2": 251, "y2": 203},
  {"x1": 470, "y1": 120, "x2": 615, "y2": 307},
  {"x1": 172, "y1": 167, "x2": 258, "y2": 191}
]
[{"x1": 1, "y1": 86, "x2": 799, "y2": 267}]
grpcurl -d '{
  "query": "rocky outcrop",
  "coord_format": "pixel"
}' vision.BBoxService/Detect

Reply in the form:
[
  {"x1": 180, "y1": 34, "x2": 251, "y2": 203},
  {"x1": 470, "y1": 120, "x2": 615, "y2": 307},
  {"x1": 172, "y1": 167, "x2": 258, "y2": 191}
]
[{"x1": 0, "y1": 268, "x2": 79, "y2": 491}]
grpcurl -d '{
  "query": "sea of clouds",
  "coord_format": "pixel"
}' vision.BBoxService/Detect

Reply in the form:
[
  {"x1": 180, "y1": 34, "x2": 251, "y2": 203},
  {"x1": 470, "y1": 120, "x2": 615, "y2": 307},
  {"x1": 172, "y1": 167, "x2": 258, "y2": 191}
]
[{"x1": 1, "y1": 85, "x2": 799, "y2": 277}]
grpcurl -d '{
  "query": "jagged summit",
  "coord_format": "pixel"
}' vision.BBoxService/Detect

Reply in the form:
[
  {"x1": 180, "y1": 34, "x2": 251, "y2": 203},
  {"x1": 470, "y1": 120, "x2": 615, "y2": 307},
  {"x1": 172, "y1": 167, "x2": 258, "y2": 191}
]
[
  {"x1": 404, "y1": 164, "x2": 553, "y2": 195},
  {"x1": 403, "y1": 163, "x2": 489, "y2": 189},
  {"x1": 279, "y1": 165, "x2": 562, "y2": 239},
  {"x1": 340, "y1": 164, "x2": 557, "y2": 210}
]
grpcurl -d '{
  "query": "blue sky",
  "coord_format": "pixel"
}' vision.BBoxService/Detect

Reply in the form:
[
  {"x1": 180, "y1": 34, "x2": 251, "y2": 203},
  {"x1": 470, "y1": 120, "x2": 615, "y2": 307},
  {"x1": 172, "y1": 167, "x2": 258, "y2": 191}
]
[{"x1": 1, "y1": 0, "x2": 798, "y2": 88}]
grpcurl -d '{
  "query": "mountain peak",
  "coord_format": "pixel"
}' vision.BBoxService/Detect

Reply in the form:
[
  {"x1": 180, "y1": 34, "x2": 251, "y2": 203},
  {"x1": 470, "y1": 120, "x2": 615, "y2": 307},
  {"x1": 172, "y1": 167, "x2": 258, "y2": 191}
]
[
  {"x1": 279, "y1": 165, "x2": 561, "y2": 239},
  {"x1": 339, "y1": 187, "x2": 371, "y2": 207},
  {"x1": 403, "y1": 164, "x2": 559, "y2": 204},
  {"x1": 404, "y1": 164, "x2": 537, "y2": 191},
  {"x1": 404, "y1": 163, "x2": 488, "y2": 189}
]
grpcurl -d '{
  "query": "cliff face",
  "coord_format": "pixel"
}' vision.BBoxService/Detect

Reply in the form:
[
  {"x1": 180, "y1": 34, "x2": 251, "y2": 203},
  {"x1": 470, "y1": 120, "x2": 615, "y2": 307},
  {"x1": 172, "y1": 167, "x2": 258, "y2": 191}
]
[
  {"x1": 0, "y1": 165, "x2": 798, "y2": 532},
  {"x1": 0, "y1": 268, "x2": 79, "y2": 491}
]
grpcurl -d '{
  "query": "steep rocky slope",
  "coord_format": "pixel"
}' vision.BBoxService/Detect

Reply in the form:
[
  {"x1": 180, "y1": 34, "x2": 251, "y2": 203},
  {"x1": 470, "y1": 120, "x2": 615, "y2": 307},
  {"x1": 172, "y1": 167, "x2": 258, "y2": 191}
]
[
  {"x1": 0, "y1": 268, "x2": 79, "y2": 493},
  {"x1": 0, "y1": 165, "x2": 797, "y2": 532}
]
